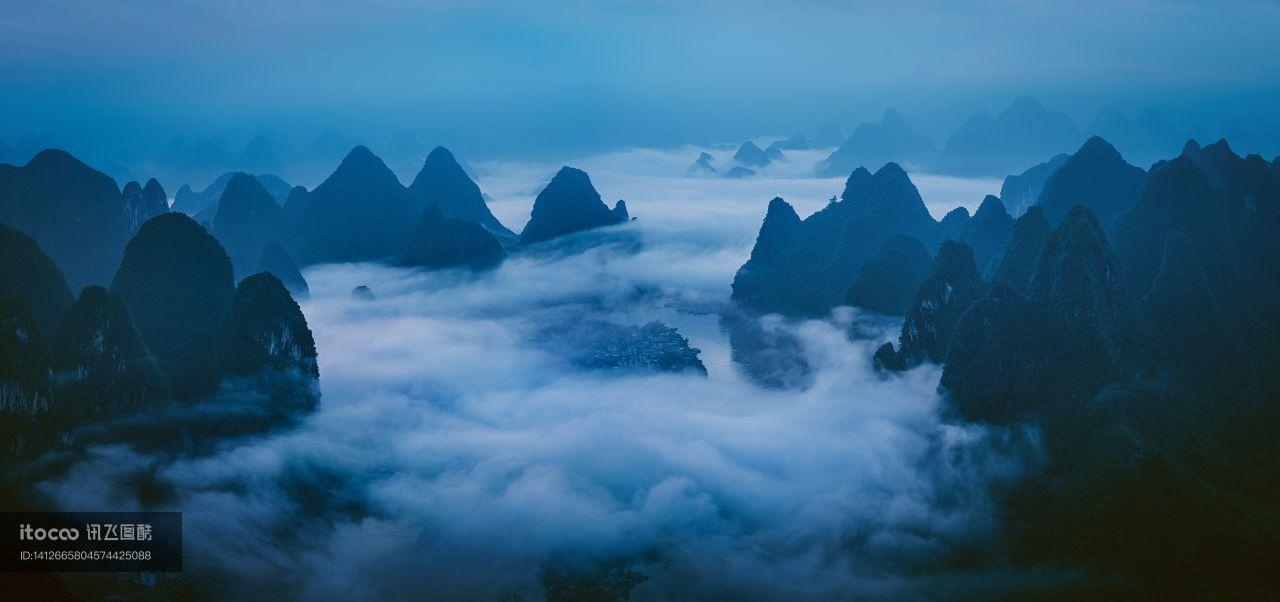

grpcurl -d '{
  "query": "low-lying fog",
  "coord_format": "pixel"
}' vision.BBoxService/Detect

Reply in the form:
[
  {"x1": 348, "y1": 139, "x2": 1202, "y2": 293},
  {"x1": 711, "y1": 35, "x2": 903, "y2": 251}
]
[{"x1": 39, "y1": 146, "x2": 1063, "y2": 599}]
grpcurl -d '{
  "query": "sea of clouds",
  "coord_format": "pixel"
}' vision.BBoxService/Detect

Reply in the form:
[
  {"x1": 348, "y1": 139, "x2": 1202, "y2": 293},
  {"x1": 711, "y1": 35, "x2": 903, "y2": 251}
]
[{"x1": 37, "y1": 145, "x2": 1075, "y2": 599}]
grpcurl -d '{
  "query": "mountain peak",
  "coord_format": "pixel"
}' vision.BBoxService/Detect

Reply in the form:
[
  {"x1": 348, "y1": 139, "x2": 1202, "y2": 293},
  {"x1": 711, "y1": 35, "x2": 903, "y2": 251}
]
[
  {"x1": 409, "y1": 145, "x2": 511, "y2": 236},
  {"x1": 809, "y1": 122, "x2": 844, "y2": 148},
  {"x1": 963, "y1": 196, "x2": 1014, "y2": 271},
  {"x1": 1005, "y1": 95, "x2": 1047, "y2": 115},
  {"x1": 765, "y1": 196, "x2": 798, "y2": 222},
  {"x1": 142, "y1": 178, "x2": 165, "y2": 197},
  {"x1": 872, "y1": 161, "x2": 908, "y2": 181},
  {"x1": 2, "y1": 147, "x2": 127, "y2": 290},
  {"x1": 942, "y1": 206, "x2": 971, "y2": 221},
  {"x1": 733, "y1": 141, "x2": 774, "y2": 167},
  {"x1": 426, "y1": 145, "x2": 457, "y2": 164},
  {"x1": 1112, "y1": 154, "x2": 1241, "y2": 299},
  {"x1": 839, "y1": 167, "x2": 873, "y2": 201},
  {"x1": 1205, "y1": 138, "x2": 1234, "y2": 155},
  {"x1": 326, "y1": 145, "x2": 401, "y2": 188},
  {"x1": 881, "y1": 108, "x2": 911, "y2": 132},
  {"x1": 554, "y1": 165, "x2": 589, "y2": 184},
  {"x1": 1036, "y1": 134, "x2": 1146, "y2": 227},
  {"x1": 1029, "y1": 205, "x2": 1132, "y2": 318},
  {"x1": 235, "y1": 133, "x2": 281, "y2": 173},
  {"x1": 866, "y1": 162, "x2": 917, "y2": 201},
  {"x1": 518, "y1": 166, "x2": 625, "y2": 245},
  {"x1": 213, "y1": 172, "x2": 289, "y2": 279},
  {"x1": 224, "y1": 171, "x2": 262, "y2": 194},
  {"x1": 863, "y1": 163, "x2": 934, "y2": 233},
  {"x1": 741, "y1": 197, "x2": 801, "y2": 267},
  {"x1": 292, "y1": 144, "x2": 418, "y2": 263},
  {"x1": 25, "y1": 148, "x2": 83, "y2": 170},
  {"x1": 974, "y1": 195, "x2": 1008, "y2": 219},
  {"x1": 123, "y1": 178, "x2": 169, "y2": 234},
  {"x1": 338, "y1": 145, "x2": 386, "y2": 171},
  {"x1": 111, "y1": 212, "x2": 234, "y2": 399},
  {"x1": 1078, "y1": 135, "x2": 1122, "y2": 159}
]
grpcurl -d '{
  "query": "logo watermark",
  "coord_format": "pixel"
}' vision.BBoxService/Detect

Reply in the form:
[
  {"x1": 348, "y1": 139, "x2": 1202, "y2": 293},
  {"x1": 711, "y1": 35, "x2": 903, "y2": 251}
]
[{"x1": 1, "y1": 512, "x2": 181, "y2": 572}]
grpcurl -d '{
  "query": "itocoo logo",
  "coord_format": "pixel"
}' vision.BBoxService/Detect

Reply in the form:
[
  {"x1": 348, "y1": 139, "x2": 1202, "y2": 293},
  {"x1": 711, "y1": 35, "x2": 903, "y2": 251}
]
[{"x1": 19, "y1": 524, "x2": 80, "y2": 541}]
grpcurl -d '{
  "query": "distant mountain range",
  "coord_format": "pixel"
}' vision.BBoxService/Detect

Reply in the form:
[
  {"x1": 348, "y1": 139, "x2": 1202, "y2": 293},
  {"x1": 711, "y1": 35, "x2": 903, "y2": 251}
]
[
  {"x1": 807, "y1": 97, "x2": 1278, "y2": 179},
  {"x1": 6, "y1": 95, "x2": 1277, "y2": 197},
  {"x1": 3, "y1": 143, "x2": 635, "y2": 298},
  {"x1": 816, "y1": 109, "x2": 936, "y2": 176}
]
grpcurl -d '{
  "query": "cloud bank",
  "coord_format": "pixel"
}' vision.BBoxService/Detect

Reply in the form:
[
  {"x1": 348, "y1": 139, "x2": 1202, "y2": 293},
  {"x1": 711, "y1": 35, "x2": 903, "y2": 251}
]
[{"x1": 36, "y1": 148, "x2": 1066, "y2": 599}]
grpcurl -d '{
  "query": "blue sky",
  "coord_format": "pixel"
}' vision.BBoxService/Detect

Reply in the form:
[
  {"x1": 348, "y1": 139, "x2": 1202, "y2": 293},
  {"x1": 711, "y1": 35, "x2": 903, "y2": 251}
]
[{"x1": 2, "y1": 0, "x2": 1279, "y2": 158}]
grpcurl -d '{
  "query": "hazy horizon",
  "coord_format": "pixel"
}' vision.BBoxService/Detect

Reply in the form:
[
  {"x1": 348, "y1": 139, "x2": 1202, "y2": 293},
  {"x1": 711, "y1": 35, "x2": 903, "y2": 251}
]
[{"x1": 3, "y1": 0, "x2": 1280, "y2": 166}]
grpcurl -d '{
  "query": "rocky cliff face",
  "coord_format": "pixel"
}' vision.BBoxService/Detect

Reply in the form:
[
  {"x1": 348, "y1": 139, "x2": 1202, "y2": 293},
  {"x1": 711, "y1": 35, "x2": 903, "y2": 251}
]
[
  {"x1": 212, "y1": 272, "x2": 320, "y2": 417},
  {"x1": 52, "y1": 285, "x2": 167, "y2": 421},
  {"x1": 0, "y1": 301, "x2": 55, "y2": 456},
  {"x1": 122, "y1": 178, "x2": 169, "y2": 234}
]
